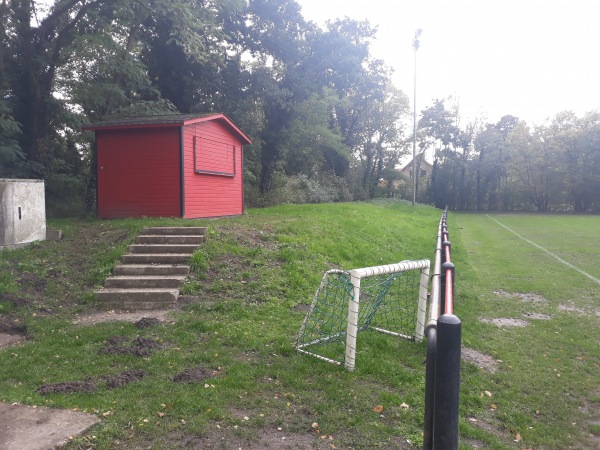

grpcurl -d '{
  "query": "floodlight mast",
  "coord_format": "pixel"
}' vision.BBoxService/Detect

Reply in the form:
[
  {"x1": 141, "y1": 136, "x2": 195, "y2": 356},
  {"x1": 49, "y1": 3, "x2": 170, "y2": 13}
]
[{"x1": 412, "y1": 29, "x2": 422, "y2": 206}]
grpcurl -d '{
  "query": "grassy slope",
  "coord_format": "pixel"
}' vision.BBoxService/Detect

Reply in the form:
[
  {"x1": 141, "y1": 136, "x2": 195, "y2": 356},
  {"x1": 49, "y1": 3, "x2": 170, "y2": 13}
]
[
  {"x1": 454, "y1": 212, "x2": 600, "y2": 449},
  {"x1": 0, "y1": 201, "x2": 440, "y2": 449}
]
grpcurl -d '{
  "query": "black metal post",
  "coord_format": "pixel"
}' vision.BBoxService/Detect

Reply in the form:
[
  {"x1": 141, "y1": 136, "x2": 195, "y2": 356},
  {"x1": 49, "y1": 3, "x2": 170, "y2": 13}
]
[
  {"x1": 423, "y1": 327, "x2": 437, "y2": 450},
  {"x1": 433, "y1": 314, "x2": 461, "y2": 450}
]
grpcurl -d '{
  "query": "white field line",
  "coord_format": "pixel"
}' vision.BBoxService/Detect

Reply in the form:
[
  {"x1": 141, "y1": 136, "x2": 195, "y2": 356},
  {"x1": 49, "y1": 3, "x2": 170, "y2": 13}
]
[{"x1": 486, "y1": 215, "x2": 600, "y2": 286}]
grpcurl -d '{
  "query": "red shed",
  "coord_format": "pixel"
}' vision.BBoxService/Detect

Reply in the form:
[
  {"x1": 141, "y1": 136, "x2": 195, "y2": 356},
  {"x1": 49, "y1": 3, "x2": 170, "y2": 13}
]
[{"x1": 83, "y1": 113, "x2": 252, "y2": 219}]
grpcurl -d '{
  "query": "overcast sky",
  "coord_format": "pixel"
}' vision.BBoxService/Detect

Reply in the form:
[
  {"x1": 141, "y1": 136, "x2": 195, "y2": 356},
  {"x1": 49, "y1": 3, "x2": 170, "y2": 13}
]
[{"x1": 297, "y1": 0, "x2": 600, "y2": 126}]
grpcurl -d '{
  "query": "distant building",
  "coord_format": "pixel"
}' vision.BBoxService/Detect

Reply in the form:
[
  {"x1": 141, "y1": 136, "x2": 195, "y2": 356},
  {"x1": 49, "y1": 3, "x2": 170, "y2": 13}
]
[{"x1": 399, "y1": 157, "x2": 433, "y2": 180}]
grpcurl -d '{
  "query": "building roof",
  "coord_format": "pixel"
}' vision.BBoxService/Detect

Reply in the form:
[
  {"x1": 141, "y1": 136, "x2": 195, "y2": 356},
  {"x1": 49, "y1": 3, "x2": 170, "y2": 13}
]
[
  {"x1": 82, "y1": 113, "x2": 252, "y2": 144},
  {"x1": 399, "y1": 157, "x2": 433, "y2": 173}
]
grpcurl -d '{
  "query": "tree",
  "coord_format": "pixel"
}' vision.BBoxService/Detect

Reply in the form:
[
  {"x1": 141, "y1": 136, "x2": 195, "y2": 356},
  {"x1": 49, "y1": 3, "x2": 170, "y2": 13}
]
[{"x1": 473, "y1": 115, "x2": 519, "y2": 210}]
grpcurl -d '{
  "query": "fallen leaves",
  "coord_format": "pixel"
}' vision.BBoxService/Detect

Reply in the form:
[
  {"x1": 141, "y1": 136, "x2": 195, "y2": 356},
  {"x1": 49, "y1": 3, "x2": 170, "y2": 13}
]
[
  {"x1": 373, "y1": 405, "x2": 384, "y2": 413},
  {"x1": 514, "y1": 432, "x2": 522, "y2": 442}
]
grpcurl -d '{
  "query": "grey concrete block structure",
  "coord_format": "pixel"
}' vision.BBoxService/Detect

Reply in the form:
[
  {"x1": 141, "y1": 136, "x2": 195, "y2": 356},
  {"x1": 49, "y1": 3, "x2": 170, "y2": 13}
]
[{"x1": 0, "y1": 179, "x2": 46, "y2": 250}]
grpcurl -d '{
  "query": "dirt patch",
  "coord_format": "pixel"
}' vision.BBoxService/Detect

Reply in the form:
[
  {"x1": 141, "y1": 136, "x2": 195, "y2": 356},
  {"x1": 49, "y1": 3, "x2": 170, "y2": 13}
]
[
  {"x1": 178, "y1": 295, "x2": 200, "y2": 305},
  {"x1": 493, "y1": 290, "x2": 547, "y2": 303},
  {"x1": 172, "y1": 366, "x2": 219, "y2": 383},
  {"x1": 73, "y1": 309, "x2": 175, "y2": 326},
  {"x1": 226, "y1": 226, "x2": 277, "y2": 249},
  {"x1": 104, "y1": 369, "x2": 146, "y2": 389},
  {"x1": 171, "y1": 427, "x2": 336, "y2": 449},
  {"x1": 0, "y1": 315, "x2": 27, "y2": 336},
  {"x1": 134, "y1": 317, "x2": 161, "y2": 329},
  {"x1": 18, "y1": 272, "x2": 47, "y2": 292},
  {"x1": 293, "y1": 303, "x2": 310, "y2": 312},
  {"x1": 0, "y1": 333, "x2": 26, "y2": 349},
  {"x1": 37, "y1": 381, "x2": 96, "y2": 395},
  {"x1": 98, "y1": 335, "x2": 162, "y2": 357},
  {"x1": 480, "y1": 317, "x2": 529, "y2": 327},
  {"x1": 462, "y1": 347, "x2": 500, "y2": 372},
  {"x1": 557, "y1": 304, "x2": 588, "y2": 315},
  {"x1": 522, "y1": 312, "x2": 552, "y2": 320},
  {"x1": 0, "y1": 292, "x2": 31, "y2": 308},
  {"x1": 460, "y1": 437, "x2": 486, "y2": 448},
  {"x1": 1, "y1": 223, "x2": 134, "y2": 318}
]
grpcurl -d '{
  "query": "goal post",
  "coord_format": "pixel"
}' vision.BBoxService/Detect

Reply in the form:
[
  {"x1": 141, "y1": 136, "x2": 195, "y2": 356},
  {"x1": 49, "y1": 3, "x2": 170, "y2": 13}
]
[{"x1": 295, "y1": 259, "x2": 430, "y2": 371}]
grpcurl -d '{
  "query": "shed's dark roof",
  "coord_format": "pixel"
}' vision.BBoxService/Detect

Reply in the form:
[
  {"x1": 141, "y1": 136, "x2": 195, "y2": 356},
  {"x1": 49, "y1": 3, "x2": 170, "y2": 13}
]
[
  {"x1": 82, "y1": 113, "x2": 252, "y2": 144},
  {"x1": 83, "y1": 113, "x2": 215, "y2": 129}
]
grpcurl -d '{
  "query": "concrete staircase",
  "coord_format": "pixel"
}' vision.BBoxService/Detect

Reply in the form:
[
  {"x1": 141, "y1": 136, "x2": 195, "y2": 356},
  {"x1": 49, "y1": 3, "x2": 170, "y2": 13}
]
[{"x1": 95, "y1": 227, "x2": 206, "y2": 310}]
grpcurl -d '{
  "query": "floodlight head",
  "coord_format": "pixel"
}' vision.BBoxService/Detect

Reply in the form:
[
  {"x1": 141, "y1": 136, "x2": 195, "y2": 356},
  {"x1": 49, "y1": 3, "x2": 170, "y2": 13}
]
[{"x1": 413, "y1": 29, "x2": 422, "y2": 51}]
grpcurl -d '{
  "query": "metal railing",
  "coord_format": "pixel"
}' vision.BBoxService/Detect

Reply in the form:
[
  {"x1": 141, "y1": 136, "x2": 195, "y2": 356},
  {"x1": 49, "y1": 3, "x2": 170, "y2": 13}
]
[{"x1": 423, "y1": 210, "x2": 461, "y2": 450}]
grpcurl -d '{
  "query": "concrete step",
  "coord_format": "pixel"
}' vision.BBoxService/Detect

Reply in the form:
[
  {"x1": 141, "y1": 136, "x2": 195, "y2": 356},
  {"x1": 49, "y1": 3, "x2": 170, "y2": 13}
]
[
  {"x1": 95, "y1": 288, "x2": 179, "y2": 310},
  {"x1": 129, "y1": 244, "x2": 199, "y2": 254},
  {"x1": 104, "y1": 275, "x2": 186, "y2": 289},
  {"x1": 135, "y1": 235, "x2": 204, "y2": 245},
  {"x1": 113, "y1": 264, "x2": 190, "y2": 276},
  {"x1": 121, "y1": 253, "x2": 192, "y2": 264},
  {"x1": 142, "y1": 227, "x2": 206, "y2": 236}
]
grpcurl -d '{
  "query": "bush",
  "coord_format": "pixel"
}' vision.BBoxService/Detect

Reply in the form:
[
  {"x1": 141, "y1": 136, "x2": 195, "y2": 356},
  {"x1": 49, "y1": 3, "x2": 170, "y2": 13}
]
[{"x1": 244, "y1": 172, "x2": 354, "y2": 207}]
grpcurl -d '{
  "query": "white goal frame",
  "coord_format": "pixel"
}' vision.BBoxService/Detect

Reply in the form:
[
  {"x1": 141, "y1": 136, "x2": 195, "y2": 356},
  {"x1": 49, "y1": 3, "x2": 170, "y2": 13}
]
[{"x1": 296, "y1": 259, "x2": 430, "y2": 371}]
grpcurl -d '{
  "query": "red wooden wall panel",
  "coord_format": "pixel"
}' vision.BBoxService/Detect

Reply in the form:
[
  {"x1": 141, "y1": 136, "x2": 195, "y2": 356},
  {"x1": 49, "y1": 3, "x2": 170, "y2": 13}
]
[
  {"x1": 183, "y1": 121, "x2": 244, "y2": 218},
  {"x1": 97, "y1": 128, "x2": 181, "y2": 218}
]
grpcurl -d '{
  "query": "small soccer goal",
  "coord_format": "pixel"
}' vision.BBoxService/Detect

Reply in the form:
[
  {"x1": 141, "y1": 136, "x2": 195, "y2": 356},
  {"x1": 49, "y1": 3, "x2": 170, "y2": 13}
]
[{"x1": 295, "y1": 259, "x2": 430, "y2": 371}]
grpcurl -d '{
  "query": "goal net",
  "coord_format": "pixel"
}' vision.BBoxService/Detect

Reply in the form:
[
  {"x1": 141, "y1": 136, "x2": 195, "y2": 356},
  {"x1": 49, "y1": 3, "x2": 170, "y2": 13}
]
[{"x1": 295, "y1": 259, "x2": 430, "y2": 371}]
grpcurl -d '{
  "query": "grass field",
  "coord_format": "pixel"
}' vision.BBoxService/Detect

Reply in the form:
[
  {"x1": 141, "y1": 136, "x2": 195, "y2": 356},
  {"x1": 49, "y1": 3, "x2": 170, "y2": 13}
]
[
  {"x1": 454, "y1": 212, "x2": 600, "y2": 449},
  {"x1": 0, "y1": 204, "x2": 598, "y2": 449}
]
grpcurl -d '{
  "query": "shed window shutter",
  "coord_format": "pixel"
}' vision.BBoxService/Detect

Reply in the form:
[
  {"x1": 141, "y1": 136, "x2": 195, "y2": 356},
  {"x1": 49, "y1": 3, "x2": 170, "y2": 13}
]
[{"x1": 194, "y1": 136, "x2": 236, "y2": 177}]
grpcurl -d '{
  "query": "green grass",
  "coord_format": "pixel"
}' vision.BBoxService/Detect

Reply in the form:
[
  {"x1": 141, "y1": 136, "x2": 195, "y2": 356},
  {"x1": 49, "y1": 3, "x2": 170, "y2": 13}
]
[
  {"x1": 0, "y1": 204, "x2": 598, "y2": 449},
  {"x1": 454, "y1": 212, "x2": 600, "y2": 449},
  {"x1": 0, "y1": 201, "x2": 440, "y2": 449}
]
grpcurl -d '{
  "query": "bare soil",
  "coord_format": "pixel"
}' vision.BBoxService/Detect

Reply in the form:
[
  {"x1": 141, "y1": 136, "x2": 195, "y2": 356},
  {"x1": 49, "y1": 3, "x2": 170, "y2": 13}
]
[
  {"x1": 98, "y1": 335, "x2": 163, "y2": 357},
  {"x1": 493, "y1": 290, "x2": 547, "y2": 303},
  {"x1": 37, "y1": 381, "x2": 96, "y2": 395},
  {"x1": 479, "y1": 317, "x2": 529, "y2": 327},
  {"x1": 104, "y1": 369, "x2": 146, "y2": 389},
  {"x1": 522, "y1": 312, "x2": 552, "y2": 320},
  {"x1": 172, "y1": 366, "x2": 220, "y2": 383},
  {"x1": 73, "y1": 309, "x2": 176, "y2": 326},
  {"x1": 461, "y1": 347, "x2": 500, "y2": 372},
  {"x1": 557, "y1": 304, "x2": 588, "y2": 315}
]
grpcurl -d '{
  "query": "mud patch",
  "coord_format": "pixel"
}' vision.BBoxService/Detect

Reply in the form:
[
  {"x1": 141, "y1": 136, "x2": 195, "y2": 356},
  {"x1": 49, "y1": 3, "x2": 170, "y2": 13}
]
[
  {"x1": 493, "y1": 290, "x2": 547, "y2": 303},
  {"x1": 480, "y1": 317, "x2": 529, "y2": 327},
  {"x1": 135, "y1": 317, "x2": 161, "y2": 329},
  {"x1": 461, "y1": 437, "x2": 486, "y2": 448},
  {"x1": 0, "y1": 292, "x2": 31, "y2": 308},
  {"x1": 557, "y1": 304, "x2": 588, "y2": 315},
  {"x1": 178, "y1": 295, "x2": 200, "y2": 305},
  {"x1": 105, "y1": 369, "x2": 146, "y2": 389},
  {"x1": 0, "y1": 315, "x2": 29, "y2": 348},
  {"x1": 172, "y1": 427, "x2": 335, "y2": 449},
  {"x1": 173, "y1": 366, "x2": 219, "y2": 383},
  {"x1": 522, "y1": 312, "x2": 552, "y2": 320},
  {"x1": 37, "y1": 381, "x2": 96, "y2": 395},
  {"x1": 461, "y1": 347, "x2": 500, "y2": 372},
  {"x1": 293, "y1": 303, "x2": 310, "y2": 312},
  {"x1": 98, "y1": 335, "x2": 162, "y2": 357},
  {"x1": 73, "y1": 309, "x2": 175, "y2": 326},
  {"x1": 0, "y1": 333, "x2": 26, "y2": 349}
]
